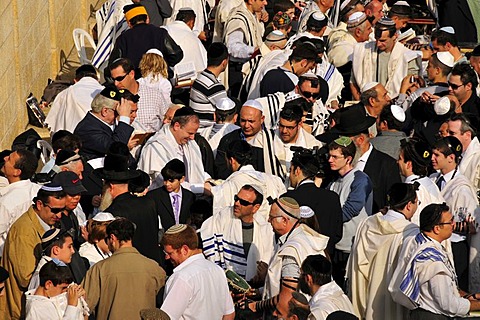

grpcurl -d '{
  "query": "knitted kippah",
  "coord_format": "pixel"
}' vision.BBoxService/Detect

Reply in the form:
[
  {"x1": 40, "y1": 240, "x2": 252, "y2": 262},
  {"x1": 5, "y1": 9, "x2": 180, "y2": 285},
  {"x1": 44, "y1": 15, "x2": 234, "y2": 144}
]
[{"x1": 165, "y1": 224, "x2": 188, "y2": 234}]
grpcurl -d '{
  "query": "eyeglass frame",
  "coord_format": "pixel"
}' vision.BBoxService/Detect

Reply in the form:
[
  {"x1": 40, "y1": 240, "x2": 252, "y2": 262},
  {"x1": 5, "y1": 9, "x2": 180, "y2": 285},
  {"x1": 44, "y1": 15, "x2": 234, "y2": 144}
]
[{"x1": 234, "y1": 195, "x2": 255, "y2": 206}]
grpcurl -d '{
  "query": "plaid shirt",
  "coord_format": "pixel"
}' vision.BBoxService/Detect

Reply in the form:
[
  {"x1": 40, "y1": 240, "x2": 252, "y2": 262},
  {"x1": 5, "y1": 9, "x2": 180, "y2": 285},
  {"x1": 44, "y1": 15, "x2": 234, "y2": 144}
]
[{"x1": 136, "y1": 81, "x2": 169, "y2": 132}]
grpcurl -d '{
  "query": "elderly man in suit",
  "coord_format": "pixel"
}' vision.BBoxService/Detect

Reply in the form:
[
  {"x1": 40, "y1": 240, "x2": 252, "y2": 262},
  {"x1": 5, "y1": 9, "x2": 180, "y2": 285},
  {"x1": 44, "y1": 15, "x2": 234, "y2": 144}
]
[{"x1": 74, "y1": 86, "x2": 135, "y2": 162}]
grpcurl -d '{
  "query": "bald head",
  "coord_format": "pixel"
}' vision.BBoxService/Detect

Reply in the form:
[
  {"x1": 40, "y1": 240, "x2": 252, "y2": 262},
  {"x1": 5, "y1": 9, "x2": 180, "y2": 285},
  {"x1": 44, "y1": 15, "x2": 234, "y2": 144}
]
[{"x1": 240, "y1": 105, "x2": 264, "y2": 138}]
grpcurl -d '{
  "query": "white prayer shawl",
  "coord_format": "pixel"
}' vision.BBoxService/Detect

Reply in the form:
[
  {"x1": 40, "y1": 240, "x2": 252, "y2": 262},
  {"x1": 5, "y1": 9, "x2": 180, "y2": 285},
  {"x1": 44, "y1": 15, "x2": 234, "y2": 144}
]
[
  {"x1": 210, "y1": 164, "x2": 286, "y2": 219},
  {"x1": 248, "y1": 128, "x2": 287, "y2": 180},
  {"x1": 256, "y1": 92, "x2": 327, "y2": 136},
  {"x1": 459, "y1": 137, "x2": 480, "y2": 193},
  {"x1": 240, "y1": 43, "x2": 271, "y2": 97},
  {"x1": 213, "y1": 0, "x2": 244, "y2": 42},
  {"x1": 315, "y1": 55, "x2": 344, "y2": 107},
  {"x1": 352, "y1": 41, "x2": 422, "y2": 98},
  {"x1": 162, "y1": 21, "x2": 208, "y2": 74},
  {"x1": 264, "y1": 225, "x2": 329, "y2": 299},
  {"x1": 204, "y1": 123, "x2": 240, "y2": 157},
  {"x1": 404, "y1": 175, "x2": 444, "y2": 226},
  {"x1": 45, "y1": 78, "x2": 104, "y2": 134},
  {"x1": 297, "y1": 4, "x2": 333, "y2": 36},
  {"x1": 326, "y1": 21, "x2": 348, "y2": 49},
  {"x1": 223, "y1": 3, "x2": 264, "y2": 53},
  {"x1": 389, "y1": 232, "x2": 461, "y2": 313},
  {"x1": 309, "y1": 281, "x2": 355, "y2": 320},
  {"x1": 138, "y1": 124, "x2": 210, "y2": 191},
  {"x1": 92, "y1": 0, "x2": 130, "y2": 70},
  {"x1": 327, "y1": 33, "x2": 357, "y2": 68},
  {"x1": 347, "y1": 212, "x2": 418, "y2": 320},
  {"x1": 199, "y1": 206, "x2": 275, "y2": 280},
  {"x1": 164, "y1": 0, "x2": 208, "y2": 36},
  {"x1": 247, "y1": 50, "x2": 289, "y2": 100}
]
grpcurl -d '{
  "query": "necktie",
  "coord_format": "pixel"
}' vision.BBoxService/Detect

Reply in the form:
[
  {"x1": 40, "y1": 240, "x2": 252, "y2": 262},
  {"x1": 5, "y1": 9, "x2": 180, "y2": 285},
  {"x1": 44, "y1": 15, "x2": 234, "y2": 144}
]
[
  {"x1": 172, "y1": 194, "x2": 180, "y2": 224},
  {"x1": 436, "y1": 176, "x2": 445, "y2": 191}
]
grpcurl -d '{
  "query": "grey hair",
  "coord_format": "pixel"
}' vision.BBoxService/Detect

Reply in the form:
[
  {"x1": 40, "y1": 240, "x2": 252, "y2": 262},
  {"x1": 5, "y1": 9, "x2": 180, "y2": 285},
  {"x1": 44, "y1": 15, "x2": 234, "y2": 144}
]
[
  {"x1": 360, "y1": 87, "x2": 378, "y2": 106},
  {"x1": 91, "y1": 94, "x2": 117, "y2": 113}
]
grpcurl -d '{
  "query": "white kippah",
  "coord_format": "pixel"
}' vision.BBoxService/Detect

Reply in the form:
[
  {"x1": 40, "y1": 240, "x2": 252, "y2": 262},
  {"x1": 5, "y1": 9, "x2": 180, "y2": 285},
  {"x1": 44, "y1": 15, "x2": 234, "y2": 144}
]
[
  {"x1": 347, "y1": 12, "x2": 367, "y2": 28},
  {"x1": 393, "y1": 1, "x2": 410, "y2": 7},
  {"x1": 391, "y1": 105, "x2": 406, "y2": 122},
  {"x1": 361, "y1": 82, "x2": 379, "y2": 93},
  {"x1": 165, "y1": 224, "x2": 188, "y2": 234},
  {"x1": 249, "y1": 184, "x2": 264, "y2": 195},
  {"x1": 439, "y1": 26, "x2": 455, "y2": 34},
  {"x1": 311, "y1": 11, "x2": 326, "y2": 22},
  {"x1": 436, "y1": 52, "x2": 455, "y2": 68},
  {"x1": 243, "y1": 99, "x2": 263, "y2": 113},
  {"x1": 178, "y1": 7, "x2": 194, "y2": 11},
  {"x1": 216, "y1": 97, "x2": 236, "y2": 111},
  {"x1": 300, "y1": 206, "x2": 315, "y2": 219},
  {"x1": 92, "y1": 211, "x2": 115, "y2": 222},
  {"x1": 146, "y1": 48, "x2": 163, "y2": 57},
  {"x1": 377, "y1": 17, "x2": 396, "y2": 27},
  {"x1": 434, "y1": 96, "x2": 451, "y2": 115}
]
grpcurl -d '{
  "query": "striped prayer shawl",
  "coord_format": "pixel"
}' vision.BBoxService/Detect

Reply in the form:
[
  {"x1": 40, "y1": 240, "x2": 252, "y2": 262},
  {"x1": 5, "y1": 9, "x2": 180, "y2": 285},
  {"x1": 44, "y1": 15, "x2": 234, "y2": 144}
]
[
  {"x1": 202, "y1": 233, "x2": 248, "y2": 278},
  {"x1": 399, "y1": 233, "x2": 447, "y2": 304}
]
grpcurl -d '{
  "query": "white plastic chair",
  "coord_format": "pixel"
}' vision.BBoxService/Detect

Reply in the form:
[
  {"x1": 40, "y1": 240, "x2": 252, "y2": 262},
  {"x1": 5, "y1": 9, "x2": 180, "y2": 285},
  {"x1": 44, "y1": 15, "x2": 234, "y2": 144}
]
[
  {"x1": 36, "y1": 140, "x2": 54, "y2": 166},
  {"x1": 73, "y1": 28, "x2": 97, "y2": 65}
]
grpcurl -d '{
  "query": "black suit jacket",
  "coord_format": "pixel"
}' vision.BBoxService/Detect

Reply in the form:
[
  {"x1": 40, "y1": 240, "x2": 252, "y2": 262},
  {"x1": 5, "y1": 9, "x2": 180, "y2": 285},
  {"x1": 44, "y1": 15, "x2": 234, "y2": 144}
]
[
  {"x1": 147, "y1": 186, "x2": 195, "y2": 231},
  {"x1": 74, "y1": 112, "x2": 134, "y2": 161},
  {"x1": 284, "y1": 183, "x2": 342, "y2": 255},
  {"x1": 363, "y1": 147, "x2": 402, "y2": 213},
  {"x1": 106, "y1": 192, "x2": 161, "y2": 263}
]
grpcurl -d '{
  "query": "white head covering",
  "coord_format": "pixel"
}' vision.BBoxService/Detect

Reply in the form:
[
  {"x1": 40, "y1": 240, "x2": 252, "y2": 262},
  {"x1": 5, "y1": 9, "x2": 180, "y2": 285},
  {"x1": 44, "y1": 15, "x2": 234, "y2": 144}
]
[
  {"x1": 361, "y1": 82, "x2": 379, "y2": 93},
  {"x1": 92, "y1": 212, "x2": 115, "y2": 222},
  {"x1": 243, "y1": 99, "x2": 263, "y2": 113},
  {"x1": 216, "y1": 97, "x2": 236, "y2": 111},
  {"x1": 391, "y1": 105, "x2": 406, "y2": 122},
  {"x1": 434, "y1": 96, "x2": 451, "y2": 115},
  {"x1": 347, "y1": 12, "x2": 367, "y2": 28},
  {"x1": 436, "y1": 52, "x2": 455, "y2": 68},
  {"x1": 393, "y1": 1, "x2": 410, "y2": 6},
  {"x1": 300, "y1": 206, "x2": 315, "y2": 219},
  {"x1": 439, "y1": 26, "x2": 455, "y2": 34},
  {"x1": 146, "y1": 48, "x2": 163, "y2": 57}
]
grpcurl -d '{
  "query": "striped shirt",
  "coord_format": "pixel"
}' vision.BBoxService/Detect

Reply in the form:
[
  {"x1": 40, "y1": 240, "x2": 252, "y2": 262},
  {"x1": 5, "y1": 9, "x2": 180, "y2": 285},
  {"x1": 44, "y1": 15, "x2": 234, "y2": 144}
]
[{"x1": 189, "y1": 69, "x2": 228, "y2": 126}]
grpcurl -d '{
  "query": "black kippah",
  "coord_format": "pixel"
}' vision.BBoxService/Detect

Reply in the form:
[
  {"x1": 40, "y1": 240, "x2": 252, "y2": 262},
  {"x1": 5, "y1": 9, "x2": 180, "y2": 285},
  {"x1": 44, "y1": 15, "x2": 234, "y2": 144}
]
[{"x1": 173, "y1": 106, "x2": 196, "y2": 118}]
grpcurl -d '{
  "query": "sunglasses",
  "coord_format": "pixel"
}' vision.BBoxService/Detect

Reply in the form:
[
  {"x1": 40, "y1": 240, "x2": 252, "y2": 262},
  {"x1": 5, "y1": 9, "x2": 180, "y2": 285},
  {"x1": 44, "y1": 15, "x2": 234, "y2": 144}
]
[
  {"x1": 300, "y1": 90, "x2": 320, "y2": 99},
  {"x1": 44, "y1": 204, "x2": 66, "y2": 214},
  {"x1": 112, "y1": 73, "x2": 128, "y2": 82},
  {"x1": 234, "y1": 195, "x2": 254, "y2": 206},
  {"x1": 448, "y1": 82, "x2": 464, "y2": 90}
]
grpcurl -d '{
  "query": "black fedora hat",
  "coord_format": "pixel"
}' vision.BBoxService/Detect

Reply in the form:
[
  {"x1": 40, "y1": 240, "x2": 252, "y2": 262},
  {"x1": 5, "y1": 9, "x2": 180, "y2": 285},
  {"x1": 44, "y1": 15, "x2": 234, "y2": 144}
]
[
  {"x1": 94, "y1": 153, "x2": 140, "y2": 182},
  {"x1": 330, "y1": 103, "x2": 376, "y2": 136}
]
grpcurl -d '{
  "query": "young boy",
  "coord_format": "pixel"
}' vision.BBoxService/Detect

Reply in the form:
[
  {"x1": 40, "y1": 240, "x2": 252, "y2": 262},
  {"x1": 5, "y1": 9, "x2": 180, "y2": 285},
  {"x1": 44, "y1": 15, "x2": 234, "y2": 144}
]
[{"x1": 25, "y1": 260, "x2": 88, "y2": 320}]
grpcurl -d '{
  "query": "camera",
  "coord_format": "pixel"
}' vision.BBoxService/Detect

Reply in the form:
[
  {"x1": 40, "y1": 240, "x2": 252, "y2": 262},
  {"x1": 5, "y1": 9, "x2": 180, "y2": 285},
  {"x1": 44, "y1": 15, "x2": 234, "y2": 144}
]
[{"x1": 31, "y1": 165, "x2": 61, "y2": 184}]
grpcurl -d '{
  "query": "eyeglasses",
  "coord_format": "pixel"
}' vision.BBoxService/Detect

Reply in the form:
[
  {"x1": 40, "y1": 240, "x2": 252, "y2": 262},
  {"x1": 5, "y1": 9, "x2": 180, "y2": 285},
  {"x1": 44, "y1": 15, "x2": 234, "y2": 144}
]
[
  {"x1": 44, "y1": 204, "x2": 66, "y2": 214},
  {"x1": 278, "y1": 122, "x2": 298, "y2": 130},
  {"x1": 437, "y1": 218, "x2": 454, "y2": 226},
  {"x1": 448, "y1": 82, "x2": 465, "y2": 90},
  {"x1": 234, "y1": 195, "x2": 254, "y2": 206},
  {"x1": 112, "y1": 73, "x2": 128, "y2": 82}
]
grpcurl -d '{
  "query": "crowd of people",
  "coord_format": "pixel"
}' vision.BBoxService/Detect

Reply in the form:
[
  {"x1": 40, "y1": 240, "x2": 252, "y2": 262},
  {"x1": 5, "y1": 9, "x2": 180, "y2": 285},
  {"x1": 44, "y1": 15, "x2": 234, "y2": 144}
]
[{"x1": 1, "y1": 0, "x2": 480, "y2": 319}]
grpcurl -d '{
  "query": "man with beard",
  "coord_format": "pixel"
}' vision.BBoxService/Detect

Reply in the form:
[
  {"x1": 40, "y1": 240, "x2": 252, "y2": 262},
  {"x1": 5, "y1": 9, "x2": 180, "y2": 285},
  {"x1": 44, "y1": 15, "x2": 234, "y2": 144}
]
[{"x1": 298, "y1": 254, "x2": 354, "y2": 319}]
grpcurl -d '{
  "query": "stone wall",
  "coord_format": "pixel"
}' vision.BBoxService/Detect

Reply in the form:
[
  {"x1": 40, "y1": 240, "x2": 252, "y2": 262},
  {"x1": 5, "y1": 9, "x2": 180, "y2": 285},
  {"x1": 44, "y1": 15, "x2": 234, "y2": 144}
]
[{"x1": 0, "y1": 0, "x2": 101, "y2": 149}]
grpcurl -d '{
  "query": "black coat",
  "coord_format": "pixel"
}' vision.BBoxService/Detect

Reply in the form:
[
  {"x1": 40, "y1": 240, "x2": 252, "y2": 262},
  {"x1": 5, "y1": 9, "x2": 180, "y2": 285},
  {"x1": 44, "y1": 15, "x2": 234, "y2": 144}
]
[
  {"x1": 146, "y1": 186, "x2": 195, "y2": 232},
  {"x1": 110, "y1": 23, "x2": 183, "y2": 78},
  {"x1": 139, "y1": 0, "x2": 172, "y2": 27},
  {"x1": 106, "y1": 192, "x2": 161, "y2": 264},
  {"x1": 363, "y1": 147, "x2": 402, "y2": 213},
  {"x1": 74, "y1": 112, "x2": 134, "y2": 161},
  {"x1": 284, "y1": 182, "x2": 342, "y2": 255},
  {"x1": 437, "y1": 0, "x2": 477, "y2": 43}
]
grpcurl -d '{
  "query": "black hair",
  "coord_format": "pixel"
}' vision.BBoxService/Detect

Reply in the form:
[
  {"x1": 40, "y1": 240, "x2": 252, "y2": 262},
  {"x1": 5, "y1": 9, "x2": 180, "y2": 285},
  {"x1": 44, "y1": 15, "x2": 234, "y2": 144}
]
[
  {"x1": 274, "y1": 0, "x2": 295, "y2": 13},
  {"x1": 39, "y1": 261, "x2": 74, "y2": 287},
  {"x1": 52, "y1": 131, "x2": 82, "y2": 154},
  {"x1": 14, "y1": 149, "x2": 38, "y2": 180},
  {"x1": 450, "y1": 63, "x2": 478, "y2": 88},
  {"x1": 75, "y1": 64, "x2": 98, "y2": 81},
  {"x1": 207, "y1": 42, "x2": 229, "y2": 67},
  {"x1": 119, "y1": 89, "x2": 140, "y2": 103},
  {"x1": 433, "y1": 136, "x2": 462, "y2": 163},
  {"x1": 109, "y1": 57, "x2": 135, "y2": 74},
  {"x1": 420, "y1": 203, "x2": 449, "y2": 232},
  {"x1": 400, "y1": 139, "x2": 430, "y2": 177},
  {"x1": 42, "y1": 231, "x2": 73, "y2": 256},
  {"x1": 291, "y1": 152, "x2": 320, "y2": 178},
  {"x1": 374, "y1": 23, "x2": 396, "y2": 38},
  {"x1": 128, "y1": 170, "x2": 150, "y2": 193},
  {"x1": 301, "y1": 254, "x2": 332, "y2": 286},
  {"x1": 34, "y1": 188, "x2": 66, "y2": 209},
  {"x1": 240, "y1": 184, "x2": 263, "y2": 205},
  {"x1": 280, "y1": 104, "x2": 303, "y2": 124},
  {"x1": 387, "y1": 183, "x2": 418, "y2": 211},
  {"x1": 107, "y1": 217, "x2": 135, "y2": 241},
  {"x1": 431, "y1": 29, "x2": 458, "y2": 47},
  {"x1": 226, "y1": 140, "x2": 253, "y2": 166},
  {"x1": 379, "y1": 105, "x2": 403, "y2": 131},
  {"x1": 123, "y1": 4, "x2": 148, "y2": 25},
  {"x1": 161, "y1": 159, "x2": 186, "y2": 180},
  {"x1": 176, "y1": 9, "x2": 196, "y2": 23}
]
